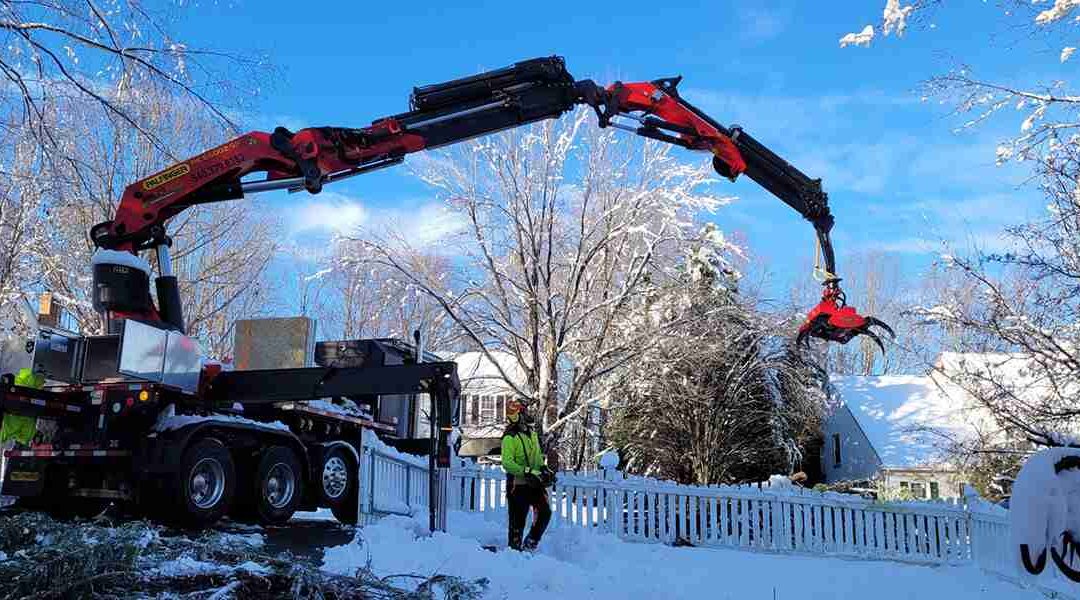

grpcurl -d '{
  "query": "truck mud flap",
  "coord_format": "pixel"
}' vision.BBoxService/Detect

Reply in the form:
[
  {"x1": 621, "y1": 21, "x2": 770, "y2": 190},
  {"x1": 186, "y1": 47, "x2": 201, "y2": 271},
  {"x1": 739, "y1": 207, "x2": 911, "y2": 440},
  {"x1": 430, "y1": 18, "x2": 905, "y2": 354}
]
[{"x1": 1, "y1": 457, "x2": 46, "y2": 497}]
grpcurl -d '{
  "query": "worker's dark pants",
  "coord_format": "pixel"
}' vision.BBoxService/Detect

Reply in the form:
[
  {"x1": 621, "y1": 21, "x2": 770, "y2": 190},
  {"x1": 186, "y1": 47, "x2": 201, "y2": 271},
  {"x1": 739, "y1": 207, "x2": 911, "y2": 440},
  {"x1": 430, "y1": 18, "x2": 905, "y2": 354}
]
[{"x1": 507, "y1": 483, "x2": 551, "y2": 550}]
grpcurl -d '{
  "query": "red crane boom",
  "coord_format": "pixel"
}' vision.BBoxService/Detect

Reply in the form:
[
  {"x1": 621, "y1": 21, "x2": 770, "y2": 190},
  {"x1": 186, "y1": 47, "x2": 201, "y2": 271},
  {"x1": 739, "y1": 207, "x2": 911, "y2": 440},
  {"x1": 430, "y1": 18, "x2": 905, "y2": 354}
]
[{"x1": 89, "y1": 56, "x2": 893, "y2": 350}]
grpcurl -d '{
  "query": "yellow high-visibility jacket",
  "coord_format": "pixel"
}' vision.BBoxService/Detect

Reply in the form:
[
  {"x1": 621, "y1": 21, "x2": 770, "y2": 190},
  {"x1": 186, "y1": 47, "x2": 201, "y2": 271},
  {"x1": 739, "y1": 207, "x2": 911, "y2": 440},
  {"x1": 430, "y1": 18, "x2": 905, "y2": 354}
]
[{"x1": 501, "y1": 427, "x2": 545, "y2": 479}]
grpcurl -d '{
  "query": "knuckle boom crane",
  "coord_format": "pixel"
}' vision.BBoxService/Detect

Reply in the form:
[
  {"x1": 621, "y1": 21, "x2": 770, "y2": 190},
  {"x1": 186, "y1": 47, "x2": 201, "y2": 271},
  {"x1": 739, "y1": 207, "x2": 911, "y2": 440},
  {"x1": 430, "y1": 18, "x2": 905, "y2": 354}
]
[
  {"x1": 90, "y1": 56, "x2": 893, "y2": 351},
  {"x1": 0, "y1": 56, "x2": 896, "y2": 529}
]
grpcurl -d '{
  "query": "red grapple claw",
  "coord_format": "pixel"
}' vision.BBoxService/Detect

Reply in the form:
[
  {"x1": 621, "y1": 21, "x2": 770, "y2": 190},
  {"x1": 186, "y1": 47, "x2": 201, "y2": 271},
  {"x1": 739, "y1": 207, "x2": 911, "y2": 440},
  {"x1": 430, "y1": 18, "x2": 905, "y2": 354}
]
[{"x1": 797, "y1": 281, "x2": 895, "y2": 349}]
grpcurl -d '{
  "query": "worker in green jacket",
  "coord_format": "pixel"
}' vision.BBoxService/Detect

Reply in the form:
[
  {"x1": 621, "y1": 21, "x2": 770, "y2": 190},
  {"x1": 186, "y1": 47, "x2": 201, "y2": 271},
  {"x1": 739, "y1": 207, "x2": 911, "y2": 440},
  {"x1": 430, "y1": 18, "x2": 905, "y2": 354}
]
[
  {"x1": 501, "y1": 399, "x2": 553, "y2": 551},
  {"x1": 0, "y1": 367, "x2": 44, "y2": 445}
]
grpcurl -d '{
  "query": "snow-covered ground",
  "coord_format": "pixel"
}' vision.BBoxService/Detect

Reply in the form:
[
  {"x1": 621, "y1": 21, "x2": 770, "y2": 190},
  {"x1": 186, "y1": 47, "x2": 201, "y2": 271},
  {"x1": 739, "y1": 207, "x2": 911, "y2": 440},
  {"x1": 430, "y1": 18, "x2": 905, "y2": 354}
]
[{"x1": 322, "y1": 511, "x2": 1048, "y2": 600}]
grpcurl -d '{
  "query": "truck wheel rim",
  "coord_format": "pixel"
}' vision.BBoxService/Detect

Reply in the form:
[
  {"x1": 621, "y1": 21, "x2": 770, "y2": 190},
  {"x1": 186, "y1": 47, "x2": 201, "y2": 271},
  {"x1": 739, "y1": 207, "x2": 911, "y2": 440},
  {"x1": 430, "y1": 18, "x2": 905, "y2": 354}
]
[
  {"x1": 190, "y1": 458, "x2": 225, "y2": 509},
  {"x1": 323, "y1": 456, "x2": 349, "y2": 499},
  {"x1": 264, "y1": 462, "x2": 296, "y2": 509}
]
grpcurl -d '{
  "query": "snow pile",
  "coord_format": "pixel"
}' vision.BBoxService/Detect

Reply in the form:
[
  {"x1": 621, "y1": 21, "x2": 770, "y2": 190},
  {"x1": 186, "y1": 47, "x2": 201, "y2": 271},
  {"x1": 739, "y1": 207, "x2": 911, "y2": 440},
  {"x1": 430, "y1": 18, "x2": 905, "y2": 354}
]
[
  {"x1": 362, "y1": 427, "x2": 429, "y2": 468},
  {"x1": 1010, "y1": 446, "x2": 1080, "y2": 580},
  {"x1": 305, "y1": 398, "x2": 372, "y2": 419},
  {"x1": 761, "y1": 474, "x2": 796, "y2": 490},
  {"x1": 323, "y1": 511, "x2": 1048, "y2": 600},
  {"x1": 152, "y1": 404, "x2": 291, "y2": 433},
  {"x1": 292, "y1": 507, "x2": 336, "y2": 522}
]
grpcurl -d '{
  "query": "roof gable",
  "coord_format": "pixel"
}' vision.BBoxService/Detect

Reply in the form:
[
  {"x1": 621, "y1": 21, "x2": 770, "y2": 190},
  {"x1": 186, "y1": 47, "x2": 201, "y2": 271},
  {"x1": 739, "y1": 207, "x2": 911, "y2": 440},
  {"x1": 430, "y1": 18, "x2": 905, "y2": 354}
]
[
  {"x1": 450, "y1": 350, "x2": 528, "y2": 391},
  {"x1": 830, "y1": 375, "x2": 986, "y2": 469}
]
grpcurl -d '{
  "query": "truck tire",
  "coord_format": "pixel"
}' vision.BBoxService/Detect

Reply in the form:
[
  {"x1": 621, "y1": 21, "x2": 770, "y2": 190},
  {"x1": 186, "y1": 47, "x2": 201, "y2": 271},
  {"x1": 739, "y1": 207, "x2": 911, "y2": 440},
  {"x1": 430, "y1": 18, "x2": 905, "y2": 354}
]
[
  {"x1": 252, "y1": 446, "x2": 303, "y2": 525},
  {"x1": 320, "y1": 447, "x2": 359, "y2": 524},
  {"x1": 171, "y1": 437, "x2": 235, "y2": 527}
]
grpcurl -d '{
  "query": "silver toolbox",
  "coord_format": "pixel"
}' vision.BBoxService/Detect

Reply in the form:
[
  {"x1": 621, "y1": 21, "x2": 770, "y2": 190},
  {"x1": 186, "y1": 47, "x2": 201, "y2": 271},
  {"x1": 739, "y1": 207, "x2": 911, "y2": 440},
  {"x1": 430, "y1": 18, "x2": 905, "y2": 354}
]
[
  {"x1": 30, "y1": 320, "x2": 202, "y2": 392},
  {"x1": 118, "y1": 319, "x2": 202, "y2": 393}
]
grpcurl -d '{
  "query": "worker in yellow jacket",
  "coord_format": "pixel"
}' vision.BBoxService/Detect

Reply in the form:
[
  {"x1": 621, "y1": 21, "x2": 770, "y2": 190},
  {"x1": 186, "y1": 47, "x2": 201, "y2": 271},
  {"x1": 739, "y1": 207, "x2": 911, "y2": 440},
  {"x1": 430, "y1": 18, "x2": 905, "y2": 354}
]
[
  {"x1": 0, "y1": 368, "x2": 44, "y2": 445},
  {"x1": 501, "y1": 399, "x2": 553, "y2": 551}
]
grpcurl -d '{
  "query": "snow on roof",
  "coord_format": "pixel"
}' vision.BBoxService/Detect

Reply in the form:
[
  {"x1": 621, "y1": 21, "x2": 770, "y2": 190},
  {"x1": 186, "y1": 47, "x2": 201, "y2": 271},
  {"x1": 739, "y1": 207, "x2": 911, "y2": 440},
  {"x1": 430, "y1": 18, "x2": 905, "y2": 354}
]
[
  {"x1": 830, "y1": 375, "x2": 989, "y2": 469},
  {"x1": 450, "y1": 350, "x2": 527, "y2": 391}
]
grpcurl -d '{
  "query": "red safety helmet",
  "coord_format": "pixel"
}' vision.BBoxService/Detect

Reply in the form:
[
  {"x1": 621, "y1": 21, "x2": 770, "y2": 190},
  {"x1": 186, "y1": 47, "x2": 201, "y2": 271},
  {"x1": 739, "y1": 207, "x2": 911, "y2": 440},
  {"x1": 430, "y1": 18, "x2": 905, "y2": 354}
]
[{"x1": 507, "y1": 399, "x2": 526, "y2": 422}]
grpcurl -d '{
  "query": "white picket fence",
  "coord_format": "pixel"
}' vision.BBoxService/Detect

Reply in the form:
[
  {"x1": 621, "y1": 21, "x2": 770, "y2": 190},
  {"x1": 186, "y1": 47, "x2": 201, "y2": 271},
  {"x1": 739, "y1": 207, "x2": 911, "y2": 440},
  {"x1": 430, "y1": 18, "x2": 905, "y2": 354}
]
[
  {"x1": 449, "y1": 462, "x2": 985, "y2": 563},
  {"x1": 358, "y1": 445, "x2": 1076, "y2": 597},
  {"x1": 356, "y1": 430, "x2": 433, "y2": 524}
]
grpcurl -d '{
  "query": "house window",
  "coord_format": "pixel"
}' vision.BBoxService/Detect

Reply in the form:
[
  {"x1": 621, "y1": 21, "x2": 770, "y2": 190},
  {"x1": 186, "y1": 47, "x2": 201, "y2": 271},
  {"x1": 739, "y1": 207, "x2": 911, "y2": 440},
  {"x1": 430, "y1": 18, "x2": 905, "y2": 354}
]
[
  {"x1": 466, "y1": 395, "x2": 479, "y2": 426},
  {"x1": 481, "y1": 395, "x2": 495, "y2": 424},
  {"x1": 496, "y1": 394, "x2": 506, "y2": 422},
  {"x1": 930, "y1": 481, "x2": 940, "y2": 500},
  {"x1": 899, "y1": 481, "x2": 930, "y2": 499},
  {"x1": 832, "y1": 433, "x2": 841, "y2": 466}
]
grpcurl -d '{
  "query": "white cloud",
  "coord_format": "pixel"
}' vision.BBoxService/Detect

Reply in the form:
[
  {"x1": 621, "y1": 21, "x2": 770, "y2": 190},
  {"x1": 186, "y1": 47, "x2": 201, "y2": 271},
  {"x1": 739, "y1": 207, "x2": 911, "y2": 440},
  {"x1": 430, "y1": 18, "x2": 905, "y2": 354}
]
[
  {"x1": 290, "y1": 192, "x2": 368, "y2": 234},
  {"x1": 286, "y1": 191, "x2": 467, "y2": 251},
  {"x1": 360, "y1": 202, "x2": 469, "y2": 248}
]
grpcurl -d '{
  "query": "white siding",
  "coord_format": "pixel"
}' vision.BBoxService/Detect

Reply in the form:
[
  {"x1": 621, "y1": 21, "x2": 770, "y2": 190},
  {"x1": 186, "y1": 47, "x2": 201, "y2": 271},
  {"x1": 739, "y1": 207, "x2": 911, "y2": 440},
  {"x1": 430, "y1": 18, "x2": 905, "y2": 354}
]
[
  {"x1": 883, "y1": 468, "x2": 963, "y2": 500},
  {"x1": 822, "y1": 404, "x2": 883, "y2": 484}
]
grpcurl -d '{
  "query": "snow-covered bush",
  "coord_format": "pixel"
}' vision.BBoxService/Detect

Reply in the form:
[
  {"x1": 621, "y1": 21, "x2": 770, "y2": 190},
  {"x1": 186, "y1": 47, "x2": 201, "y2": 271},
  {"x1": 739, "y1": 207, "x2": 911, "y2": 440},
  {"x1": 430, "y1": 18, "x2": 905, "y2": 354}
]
[{"x1": 604, "y1": 255, "x2": 828, "y2": 485}]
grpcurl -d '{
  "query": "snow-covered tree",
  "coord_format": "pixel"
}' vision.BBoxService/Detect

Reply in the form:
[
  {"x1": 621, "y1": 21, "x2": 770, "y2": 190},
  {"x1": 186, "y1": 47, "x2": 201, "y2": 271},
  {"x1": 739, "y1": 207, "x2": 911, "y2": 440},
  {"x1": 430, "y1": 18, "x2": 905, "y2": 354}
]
[
  {"x1": 10, "y1": 90, "x2": 276, "y2": 355},
  {"x1": 606, "y1": 242, "x2": 827, "y2": 485},
  {"x1": 841, "y1": 1, "x2": 1080, "y2": 445},
  {"x1": 0, "y1": 3, "x2": 270, "y2": 355},
  {"x1": 359, "y1": 109, "x2": 738, "y2": 447},
  {"x1": 0, "y1": 1, "x2": 260, "y2": 163},
  {"x1": 295, "y1": 240, "x2": 462, "y2": 351}
]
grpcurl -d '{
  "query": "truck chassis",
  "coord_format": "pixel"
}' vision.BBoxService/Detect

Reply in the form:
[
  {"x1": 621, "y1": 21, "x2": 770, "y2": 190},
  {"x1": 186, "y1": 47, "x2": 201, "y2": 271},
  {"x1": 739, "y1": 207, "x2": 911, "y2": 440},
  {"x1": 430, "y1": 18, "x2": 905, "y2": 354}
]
[{"x1": 0, "y1": 323, "x2": 458, "y2": 528}]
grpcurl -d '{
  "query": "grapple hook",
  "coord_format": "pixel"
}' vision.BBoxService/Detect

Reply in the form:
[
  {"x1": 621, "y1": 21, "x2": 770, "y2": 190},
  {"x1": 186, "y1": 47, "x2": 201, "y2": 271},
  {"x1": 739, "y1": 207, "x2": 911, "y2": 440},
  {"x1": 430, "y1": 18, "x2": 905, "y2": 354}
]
[{"x1": 797, "y1": 279, "x2": 896, "y2": 351}]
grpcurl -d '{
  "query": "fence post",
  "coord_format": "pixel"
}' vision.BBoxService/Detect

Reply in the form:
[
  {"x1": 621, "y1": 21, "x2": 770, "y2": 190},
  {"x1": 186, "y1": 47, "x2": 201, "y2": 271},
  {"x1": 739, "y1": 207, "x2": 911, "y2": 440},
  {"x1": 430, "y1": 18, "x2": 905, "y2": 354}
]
[
  {"x1": 962, "y1": 486, "x2": 977, "y2": 565},
  {"x1": 357, "y1": 430, "x2": 372, "y2": 522}
]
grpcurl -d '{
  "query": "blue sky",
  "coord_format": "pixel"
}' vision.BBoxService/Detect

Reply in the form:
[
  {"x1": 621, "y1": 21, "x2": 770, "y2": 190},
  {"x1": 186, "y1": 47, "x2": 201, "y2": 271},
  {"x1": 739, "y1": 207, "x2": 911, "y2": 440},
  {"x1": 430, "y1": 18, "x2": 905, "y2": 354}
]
[{"x1": 171, "y1": 1, "x2": 1059, "y2": 306}]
